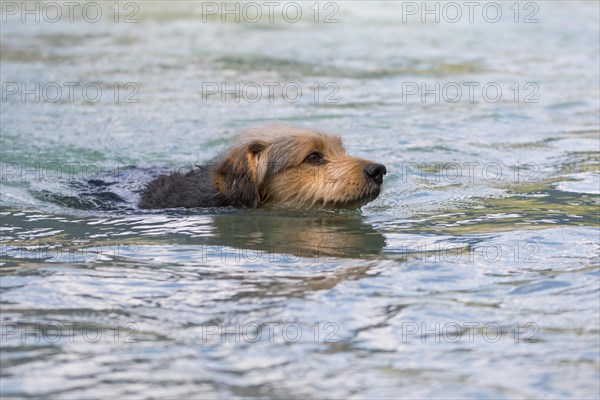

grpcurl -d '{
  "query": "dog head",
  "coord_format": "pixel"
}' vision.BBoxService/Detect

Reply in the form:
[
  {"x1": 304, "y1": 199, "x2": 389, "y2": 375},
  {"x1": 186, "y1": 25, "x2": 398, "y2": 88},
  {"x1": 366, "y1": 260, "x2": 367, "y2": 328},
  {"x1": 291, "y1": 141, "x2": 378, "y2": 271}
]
[{"x1": 213, "y1": 124, "x2": 386, "y2": 209}]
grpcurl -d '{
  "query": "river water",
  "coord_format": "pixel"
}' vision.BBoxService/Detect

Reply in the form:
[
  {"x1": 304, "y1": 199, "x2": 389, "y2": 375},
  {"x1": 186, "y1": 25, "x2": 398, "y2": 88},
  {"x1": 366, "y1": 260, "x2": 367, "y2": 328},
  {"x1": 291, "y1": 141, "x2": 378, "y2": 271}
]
[{"x1": 1, "y1": 1, "x2": 599, "y2": 398}]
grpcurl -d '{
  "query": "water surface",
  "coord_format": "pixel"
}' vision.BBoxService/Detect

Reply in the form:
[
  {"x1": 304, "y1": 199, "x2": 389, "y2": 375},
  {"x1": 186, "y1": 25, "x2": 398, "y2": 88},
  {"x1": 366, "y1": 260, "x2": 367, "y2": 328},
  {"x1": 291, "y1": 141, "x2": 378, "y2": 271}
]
[{"x1": 1, "y1": 2, "x2": 599, "y2": 398}]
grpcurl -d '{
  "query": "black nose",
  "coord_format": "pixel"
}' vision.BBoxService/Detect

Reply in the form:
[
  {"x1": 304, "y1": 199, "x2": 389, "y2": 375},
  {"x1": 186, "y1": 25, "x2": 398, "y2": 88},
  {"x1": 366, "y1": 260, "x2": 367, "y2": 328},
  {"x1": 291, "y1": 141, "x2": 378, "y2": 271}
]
[{"x1": 364, "y1": 163, "x2": 386, "y2": 185}]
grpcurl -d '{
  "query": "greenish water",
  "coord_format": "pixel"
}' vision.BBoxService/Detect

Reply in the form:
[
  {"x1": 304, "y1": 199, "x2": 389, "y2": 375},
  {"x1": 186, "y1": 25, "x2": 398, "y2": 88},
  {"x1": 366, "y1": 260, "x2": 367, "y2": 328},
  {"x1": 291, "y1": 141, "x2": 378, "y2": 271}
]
[{"x1": 1, "y1": 2, "x2": 599, "y2": 398}]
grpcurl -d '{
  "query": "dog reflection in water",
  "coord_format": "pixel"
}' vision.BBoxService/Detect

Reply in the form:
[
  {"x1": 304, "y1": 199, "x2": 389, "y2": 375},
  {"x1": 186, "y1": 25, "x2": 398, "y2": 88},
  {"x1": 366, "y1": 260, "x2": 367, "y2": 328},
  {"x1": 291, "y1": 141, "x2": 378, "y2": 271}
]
[
  {"x1": 207, "y1": 212, "x2": 387, "y2": 260},
  {"x1": 139, "y1": 124, "x2": 386, "y2": 209}
]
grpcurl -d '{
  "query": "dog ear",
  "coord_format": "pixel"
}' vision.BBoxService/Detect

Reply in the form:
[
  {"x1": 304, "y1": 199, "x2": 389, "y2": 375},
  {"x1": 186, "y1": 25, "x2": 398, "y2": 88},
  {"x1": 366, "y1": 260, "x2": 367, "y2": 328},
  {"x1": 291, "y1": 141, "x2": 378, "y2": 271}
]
[{"x1": 214, "y1": 141, "x2": 265, "y2": 208}]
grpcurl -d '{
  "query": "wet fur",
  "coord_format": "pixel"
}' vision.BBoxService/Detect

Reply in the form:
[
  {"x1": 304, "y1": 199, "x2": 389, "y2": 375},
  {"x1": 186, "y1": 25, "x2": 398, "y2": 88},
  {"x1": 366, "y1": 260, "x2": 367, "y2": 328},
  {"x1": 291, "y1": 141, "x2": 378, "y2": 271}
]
[{"x1": 139, "y1": 124, "x2": 383, "y2": 209}]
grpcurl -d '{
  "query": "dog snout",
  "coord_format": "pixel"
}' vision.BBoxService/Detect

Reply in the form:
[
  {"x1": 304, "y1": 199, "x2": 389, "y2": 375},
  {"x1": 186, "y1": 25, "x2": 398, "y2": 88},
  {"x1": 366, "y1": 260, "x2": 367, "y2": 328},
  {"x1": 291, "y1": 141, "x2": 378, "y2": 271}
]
[{"x1": 364, "y1": 163, "x2": 386, "y2": 185}]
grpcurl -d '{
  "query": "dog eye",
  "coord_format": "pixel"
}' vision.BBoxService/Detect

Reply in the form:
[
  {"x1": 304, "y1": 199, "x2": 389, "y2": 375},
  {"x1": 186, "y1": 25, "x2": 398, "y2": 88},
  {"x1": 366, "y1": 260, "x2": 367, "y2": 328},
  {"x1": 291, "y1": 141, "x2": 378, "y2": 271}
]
[{"x1": 304, "y1": 152, "x2": 324, "y2": 165}]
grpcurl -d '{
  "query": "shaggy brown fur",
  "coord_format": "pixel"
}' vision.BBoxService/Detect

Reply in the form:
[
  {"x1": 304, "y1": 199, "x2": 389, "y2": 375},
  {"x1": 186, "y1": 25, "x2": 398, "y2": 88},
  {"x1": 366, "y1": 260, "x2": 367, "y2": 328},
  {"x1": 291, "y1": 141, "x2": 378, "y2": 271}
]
[{"x1": 138, "y1": 124, "x2": 386, "y2": 209}]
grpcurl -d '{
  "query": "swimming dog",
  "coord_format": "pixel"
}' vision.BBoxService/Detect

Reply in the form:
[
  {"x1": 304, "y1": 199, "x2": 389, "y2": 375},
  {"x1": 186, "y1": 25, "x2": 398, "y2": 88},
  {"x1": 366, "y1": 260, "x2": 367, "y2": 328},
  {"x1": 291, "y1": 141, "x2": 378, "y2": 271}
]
[{"x1": 138, "y1": 124, "x2": 386, "y2": 209}]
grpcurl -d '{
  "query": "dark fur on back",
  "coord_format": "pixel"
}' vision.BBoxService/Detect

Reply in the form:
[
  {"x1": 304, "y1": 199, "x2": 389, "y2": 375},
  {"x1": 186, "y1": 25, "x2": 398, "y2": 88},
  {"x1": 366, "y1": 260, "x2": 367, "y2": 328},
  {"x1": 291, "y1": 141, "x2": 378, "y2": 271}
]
[
  {"x1": 138, "y1": 164, "x2": 228, "y2": 209},
  {"x1": 139, "y1": 131, "x2": 268, "y2": 209}
]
